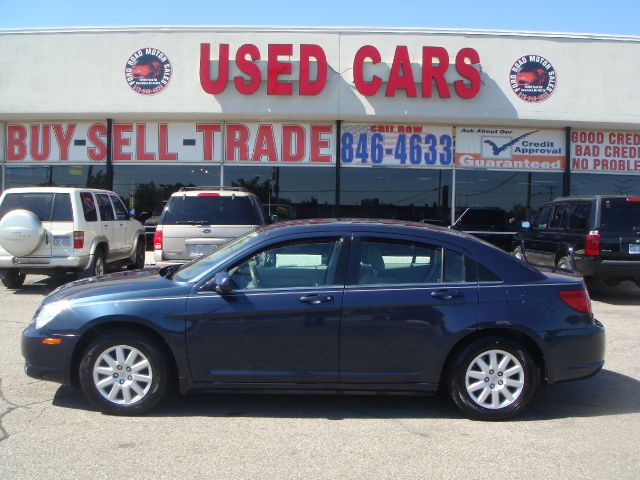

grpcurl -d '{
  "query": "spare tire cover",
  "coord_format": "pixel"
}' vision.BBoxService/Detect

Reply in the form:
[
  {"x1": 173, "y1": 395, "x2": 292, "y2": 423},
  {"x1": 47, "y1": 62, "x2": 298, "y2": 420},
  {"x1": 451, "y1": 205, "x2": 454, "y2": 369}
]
[{"x1": 0, "y1": 209, "x2": 45, "y2": 257}]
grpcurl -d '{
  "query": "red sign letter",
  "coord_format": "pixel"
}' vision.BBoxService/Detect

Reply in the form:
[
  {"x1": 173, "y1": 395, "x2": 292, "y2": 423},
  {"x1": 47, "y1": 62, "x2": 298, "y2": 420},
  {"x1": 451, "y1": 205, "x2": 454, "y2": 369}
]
[
  {"x1": 454, "y1": 48, "x2": 481, "y2": 99},
  {"x1": 113, "y1": 124, "x2": 133, "y2": 161},
  {"x1": 252, "y1": 125, "x2": 278, "y2": 162},
  {"x1": 226, "y1": 124, "x2": 250, "y2": 161},
  {"x1": 135, "y1": 124, "x2": 155, "y2": 161},
  {"x1": 282, "y1": 125, "x2": 306, "y2": 162},
  {"x1": 196, "y1": 124, "x2": 222, "y2": 161},
  {"x1": 88, "y1": 123, "x2": 107, "y2": 161},
  {"x1": 53, "y1": 124, "x2": 76, "y2": 161},
  {"x1": 299, "y1": 44, "x2": 327, "y2": 96},
  {"x1": 353, "y1": 46, "x2": 382, "y2": 97},
  {"x1": 386, "y1": 46, "x2": 417, "y2": 97},
  {"x1": 200, "y1": 43, "x2": 229, "y2": 95},
  {"x1": 422, "y1": 47, "x2": 451, "y2": 98},
  {"x1": 30, "y1": 125, "x2": 50, "y2": 161},
  {"x1": 158, "y1": 124, "x2": 178, "y2": 161},
  {"x1": 267, "y1": 44, "x2": 293, "y2": 95},
  {"x1": 310, "y1": 125, "x2": 332, "y2": 163},
  {"x1": 234, "y1": 44, "x2": 261, "y2": 95},
  {"x1": 7, "y1": 125, "x2": 27, "y2": 161}
]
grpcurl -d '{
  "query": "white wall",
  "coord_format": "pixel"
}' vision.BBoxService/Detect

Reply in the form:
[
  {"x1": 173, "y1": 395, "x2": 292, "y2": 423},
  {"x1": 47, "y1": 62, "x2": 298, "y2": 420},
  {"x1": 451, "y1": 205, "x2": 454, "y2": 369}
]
[{"x1": 0, "y1": 27, "x2": 638, "y2": 128}]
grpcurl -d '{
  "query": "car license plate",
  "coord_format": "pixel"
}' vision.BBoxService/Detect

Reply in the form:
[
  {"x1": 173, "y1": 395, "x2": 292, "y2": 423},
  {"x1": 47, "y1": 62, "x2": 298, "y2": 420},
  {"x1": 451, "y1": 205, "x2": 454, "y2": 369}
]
[{"x1": 629, "y1": 244, "x2": 640, "y2": 254}]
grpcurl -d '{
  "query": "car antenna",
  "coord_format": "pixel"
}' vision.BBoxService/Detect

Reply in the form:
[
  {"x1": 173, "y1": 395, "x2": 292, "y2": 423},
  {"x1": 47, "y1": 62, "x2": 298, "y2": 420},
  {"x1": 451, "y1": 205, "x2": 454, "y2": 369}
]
[{"x1": 449, "y1": 208, "x2": 470, "y2": 229}]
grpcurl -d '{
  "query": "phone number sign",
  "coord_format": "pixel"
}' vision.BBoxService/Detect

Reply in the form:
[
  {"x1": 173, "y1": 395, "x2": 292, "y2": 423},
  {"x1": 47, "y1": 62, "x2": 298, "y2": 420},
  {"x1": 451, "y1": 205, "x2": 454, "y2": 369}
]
[{"x1": 340, "y1": 124, "x2": 454, "y2": 168}]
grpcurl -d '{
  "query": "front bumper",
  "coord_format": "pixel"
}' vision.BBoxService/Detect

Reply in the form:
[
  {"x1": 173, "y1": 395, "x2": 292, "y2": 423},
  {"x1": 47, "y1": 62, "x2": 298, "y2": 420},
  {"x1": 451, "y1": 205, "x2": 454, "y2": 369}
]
[
  {"x1": 22, "y1": 322, "x2": 79, "y2": 385},
  {"x1": 541, "y1": 320, "x2": 606, "y2": 384}
]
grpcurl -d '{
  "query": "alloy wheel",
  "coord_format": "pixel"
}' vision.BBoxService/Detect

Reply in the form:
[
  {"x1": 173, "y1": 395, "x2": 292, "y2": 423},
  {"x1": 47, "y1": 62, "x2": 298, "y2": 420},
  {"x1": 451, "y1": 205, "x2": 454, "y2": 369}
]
[
  {"x1": 464, "y1": 349, "x2": 525, "y2": 409},
  {"x1": 92, "y1": 345, "x2": 153, "y2": 405}
]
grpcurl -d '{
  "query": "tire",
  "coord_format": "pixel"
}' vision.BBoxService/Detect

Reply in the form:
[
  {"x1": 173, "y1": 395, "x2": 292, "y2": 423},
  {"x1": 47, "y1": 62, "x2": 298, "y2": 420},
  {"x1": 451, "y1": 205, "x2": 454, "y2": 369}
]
[
  {"x1": 556, "y1": 255, "x2": 574, "y2": 272},
  {"x1": 512, "y1": 246, "x2": 525, "y2": 261},
  {"x1": 128, "y1": 238, "x2": 146, "y2": 270},
  {"x1": 78, "y1": 330, "x2": 168, "y2": 415},
  {"x1": 2, "y1": 269, "x2": 26, "y2": 289},
  {"x1": 78, "y1": 249, "x2": 106, "y2": 279},
  {"x1": 448, "y1": 336, "x2": 537, "y2": 420}
]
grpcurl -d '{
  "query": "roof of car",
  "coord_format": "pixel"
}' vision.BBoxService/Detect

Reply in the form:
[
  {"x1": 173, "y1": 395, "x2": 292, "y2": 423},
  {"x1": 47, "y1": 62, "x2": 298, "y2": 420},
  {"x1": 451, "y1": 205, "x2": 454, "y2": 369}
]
[
  {"x1": 2, "y1": 187, "x2": 115, "y2": 194},
  {"x1": 169, "y1": 189, "x2": 255, "y2": 197}
]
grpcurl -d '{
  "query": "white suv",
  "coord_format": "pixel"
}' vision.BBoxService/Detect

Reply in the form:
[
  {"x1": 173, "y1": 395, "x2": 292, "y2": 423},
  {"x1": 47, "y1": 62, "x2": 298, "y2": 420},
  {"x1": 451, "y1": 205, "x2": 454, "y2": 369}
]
[
  {"x1": 0, "y1": 187, "x2": 146, "y2": 288},
  {"x1": 154, "y1": 187, "x2": 266, "y2": 268}
]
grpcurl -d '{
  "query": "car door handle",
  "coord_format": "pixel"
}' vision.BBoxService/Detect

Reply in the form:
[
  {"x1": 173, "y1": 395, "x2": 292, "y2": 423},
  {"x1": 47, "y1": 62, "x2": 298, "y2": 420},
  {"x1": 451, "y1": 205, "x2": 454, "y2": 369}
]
[
  {"x1": 430, "y1": 289, "x2": 464, "y2": 300},
  {"x1": 299, "y1": 294, "x2": 334, "y2": 304}
]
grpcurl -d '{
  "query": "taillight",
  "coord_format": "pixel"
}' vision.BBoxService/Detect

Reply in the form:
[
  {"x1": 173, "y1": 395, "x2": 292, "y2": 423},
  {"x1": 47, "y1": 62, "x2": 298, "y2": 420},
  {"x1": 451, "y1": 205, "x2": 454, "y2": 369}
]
[
  {"x1": 558, "y1": 289, "x2": 592, "y2": 315},
  {"x1": 198, "y1": 193, "x2": 220, "y2": 197},
  {"x1": 585, "y1": 230, "x2": 600, "y2": 256},
  {"x1": 153, "y1": 227, "x2": 163, "y2": 251},
  {"x1": 73, "y1": 231, "x2": 84, "y2": 249},
  {"x1": 626, "y1": 197, "x2": 640, "y2": 203}
]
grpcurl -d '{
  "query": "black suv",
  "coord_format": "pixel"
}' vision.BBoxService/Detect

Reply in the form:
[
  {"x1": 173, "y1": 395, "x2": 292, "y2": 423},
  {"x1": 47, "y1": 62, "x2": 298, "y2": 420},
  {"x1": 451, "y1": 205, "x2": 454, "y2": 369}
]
[{"x1": 512, "y1": 195, "x2": 640, "y2": 286}]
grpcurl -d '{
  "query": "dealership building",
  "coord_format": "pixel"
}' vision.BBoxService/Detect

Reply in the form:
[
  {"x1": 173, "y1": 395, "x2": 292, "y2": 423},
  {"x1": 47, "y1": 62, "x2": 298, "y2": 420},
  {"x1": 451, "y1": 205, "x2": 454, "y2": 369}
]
[{"x1": 0, "y1": 26, "x2": 639, "y2": 241}]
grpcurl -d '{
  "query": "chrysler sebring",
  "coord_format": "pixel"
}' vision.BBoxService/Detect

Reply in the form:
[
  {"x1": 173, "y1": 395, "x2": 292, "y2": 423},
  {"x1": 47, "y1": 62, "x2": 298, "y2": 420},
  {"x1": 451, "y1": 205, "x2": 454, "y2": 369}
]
[{"x1": 22, "y1": 219, "x2": 605, "y2": 420}]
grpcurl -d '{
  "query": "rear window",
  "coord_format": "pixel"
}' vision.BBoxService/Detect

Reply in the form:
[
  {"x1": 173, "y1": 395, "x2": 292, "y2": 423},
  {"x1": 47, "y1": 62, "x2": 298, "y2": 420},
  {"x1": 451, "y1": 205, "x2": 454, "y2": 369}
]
[
  {"x1": 0, "y1": 193, "x2": 54, "y2": 221},
  {"x1": 600, "y1": 198, "x2": 640, "y2": 233},
  {"x1": 52, "y1": 193, "x2": 73, "y2": 221},
  {"x1": 162, "y1": 195, "x2": 257, "y2": 225}
]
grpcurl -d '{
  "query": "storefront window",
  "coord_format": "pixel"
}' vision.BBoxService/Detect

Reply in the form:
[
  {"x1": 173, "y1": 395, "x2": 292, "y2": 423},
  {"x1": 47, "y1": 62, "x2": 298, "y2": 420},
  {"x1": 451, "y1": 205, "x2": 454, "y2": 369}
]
[
  {"x1": 223, "y1": 165, "x2": 336, "y2": 219},
  {"x1": 571, "y1": 173, "x2": 640, "y2": 196},
  {"x1": 4, "y1": 165, "x2": 108, "y2": 190},
  {"x1": 113, "y1": 165, "x2": 222, "y2": 220},
  {"x1": 340, "y1": 168, "x2": 452, "y2": 224},
  {"x1": 454, "y1": 170, "x2": 564, "y2": 228}
]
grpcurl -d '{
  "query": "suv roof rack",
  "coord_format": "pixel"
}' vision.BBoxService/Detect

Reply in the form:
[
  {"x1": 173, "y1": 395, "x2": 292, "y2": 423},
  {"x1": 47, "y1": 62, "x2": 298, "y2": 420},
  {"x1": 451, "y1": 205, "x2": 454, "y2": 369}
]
[{"x1": 177, "y1": 186, "x2": 249, "y2": 193}]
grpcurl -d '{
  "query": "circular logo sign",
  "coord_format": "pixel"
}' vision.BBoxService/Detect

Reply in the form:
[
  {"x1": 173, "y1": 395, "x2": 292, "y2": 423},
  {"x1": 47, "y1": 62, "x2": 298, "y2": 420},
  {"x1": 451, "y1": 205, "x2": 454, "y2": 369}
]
[
  {"x1": 509, "y1": 55, "x2": 556, "y2": 103},
  {"x1": 125, "y1": 48, "x2": 172, "y2": 95}
]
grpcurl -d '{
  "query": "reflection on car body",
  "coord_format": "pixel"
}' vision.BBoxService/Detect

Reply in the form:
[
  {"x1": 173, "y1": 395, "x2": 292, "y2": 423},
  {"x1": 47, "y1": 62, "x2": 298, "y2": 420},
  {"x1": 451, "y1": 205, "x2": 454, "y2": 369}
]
[{"x1": 23, "y1": 219, "x2": 604, "y2": 420}]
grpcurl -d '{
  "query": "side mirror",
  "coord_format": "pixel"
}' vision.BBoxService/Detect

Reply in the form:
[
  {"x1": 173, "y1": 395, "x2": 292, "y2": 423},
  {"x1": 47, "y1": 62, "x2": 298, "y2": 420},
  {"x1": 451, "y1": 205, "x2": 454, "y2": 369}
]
[
  {"x1": 270, "y1": 214, "x2": 280, "y2": 224},
  {"x1": 212, "y1": 271, "x2": 233, "y2": 294},
  {"x1": 521, "y1": 221, "x2": 531, "y2": 229}
]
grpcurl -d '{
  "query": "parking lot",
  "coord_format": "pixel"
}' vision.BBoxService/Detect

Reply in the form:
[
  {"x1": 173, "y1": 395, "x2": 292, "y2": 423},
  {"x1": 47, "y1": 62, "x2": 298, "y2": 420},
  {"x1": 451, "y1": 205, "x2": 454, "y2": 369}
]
[{"x1": 0, "y1": 273, "x2": 639, "y2": 480}]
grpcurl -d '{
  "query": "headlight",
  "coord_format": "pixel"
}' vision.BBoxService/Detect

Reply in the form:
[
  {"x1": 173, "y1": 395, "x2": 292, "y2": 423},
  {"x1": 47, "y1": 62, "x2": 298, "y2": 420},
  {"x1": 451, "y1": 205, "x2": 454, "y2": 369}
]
[{"x1": 35, "y1": 300, "x2": 70, "y2": 329}]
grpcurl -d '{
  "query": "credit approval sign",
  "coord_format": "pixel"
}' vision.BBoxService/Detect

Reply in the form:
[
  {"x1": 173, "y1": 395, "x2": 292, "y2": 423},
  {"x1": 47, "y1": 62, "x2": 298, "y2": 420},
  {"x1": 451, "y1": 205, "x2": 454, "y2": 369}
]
[
  {"x1": 455, "y1": 127, "x2": 566, "y2": 171},
  {"x1": 5, "y1": 122, "x2": 335, "y2": 165}
]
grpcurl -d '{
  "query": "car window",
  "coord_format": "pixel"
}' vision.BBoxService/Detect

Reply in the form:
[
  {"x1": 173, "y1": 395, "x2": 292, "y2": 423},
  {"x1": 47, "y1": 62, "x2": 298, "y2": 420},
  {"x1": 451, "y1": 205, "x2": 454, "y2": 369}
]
[
  {"x1": 600, "y1": 198, "x2": 640, "y2": 233},
  {"x1": 356, "y1": 239, "x2": 443, "y2": 285},
  {"x1": 229, "y1": 239, "x2": 342, "y2": 290},
  {"x1": 52, "y1": 193, "x2": 73, "y2": 222},
  {"x1": 476, "y1": 262, "x2": 502, "y2": 282},
  {"x1": 96, "y1": 193, "x2": 115, "y2": 221},
  {"x1": 110, "y1": 195, "x2": 129, "y2": 221},
  {"x1": 80, "y1": 192, "x2": 98, "y2": 222},
  {"x1": 567, "y1": 203, "x2": 589, "y2": 230},
  {"x1": 162, "y1": 195, "x2": 257, "y2": 225},
  {"x1": 535, "y1": 206, "x2": 553, "y2": 229},
  {"x1": 549, "y1": 204, "x2": 565, "y2": 229},
  {"x1": 0, "y1": 193, "x2": 54, "y2": 221}
]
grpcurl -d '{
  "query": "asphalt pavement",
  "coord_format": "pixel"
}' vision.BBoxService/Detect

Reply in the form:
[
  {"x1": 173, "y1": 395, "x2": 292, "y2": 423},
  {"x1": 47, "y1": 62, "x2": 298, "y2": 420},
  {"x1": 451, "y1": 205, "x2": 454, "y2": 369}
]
[{"x1": 0, "y1": 274, "x2": 639, "y2": 480}]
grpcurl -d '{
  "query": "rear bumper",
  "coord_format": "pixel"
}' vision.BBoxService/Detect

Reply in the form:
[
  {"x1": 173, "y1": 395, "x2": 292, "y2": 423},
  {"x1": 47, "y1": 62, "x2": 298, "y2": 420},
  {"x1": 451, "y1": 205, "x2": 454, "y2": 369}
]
[
  {"x1": 574, "y1": 256, "x2": 640, "y2": 279},
  {"x1": 540, "y1": 320, "x2": 606, "y2": 384},
  {"x1": 0, "y1": 255, "x2": 89, "y2": 269},
  {"x1": 22, "y1": 322, "x2": 78, "y2": 385}
]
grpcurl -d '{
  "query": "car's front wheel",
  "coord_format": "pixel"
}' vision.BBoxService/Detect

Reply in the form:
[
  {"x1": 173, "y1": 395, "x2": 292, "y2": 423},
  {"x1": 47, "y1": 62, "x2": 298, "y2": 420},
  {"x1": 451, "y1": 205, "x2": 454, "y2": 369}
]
[
  {"x1": 448, "y1": 337, "x2": 537, "y2": 420},
  {"x1": 512, "y1": 246, "x2": 525, "y2": 261},
  {"x1": 79, "y1": 330, "x2": 168, "y2": 415}
]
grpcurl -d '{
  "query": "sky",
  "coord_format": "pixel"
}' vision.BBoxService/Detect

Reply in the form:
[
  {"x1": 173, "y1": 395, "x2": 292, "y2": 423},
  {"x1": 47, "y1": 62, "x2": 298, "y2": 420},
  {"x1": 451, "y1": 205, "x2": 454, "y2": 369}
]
[{"x1": 1, "y1": 0, "x2": 638, "y2": 36}]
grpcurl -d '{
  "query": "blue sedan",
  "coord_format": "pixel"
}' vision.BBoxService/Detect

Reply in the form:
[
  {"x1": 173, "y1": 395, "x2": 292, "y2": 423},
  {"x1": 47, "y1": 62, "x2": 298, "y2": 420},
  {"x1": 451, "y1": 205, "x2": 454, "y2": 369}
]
[{"x1": 22, "y1": 219, "x2": 605, "y2": 420}]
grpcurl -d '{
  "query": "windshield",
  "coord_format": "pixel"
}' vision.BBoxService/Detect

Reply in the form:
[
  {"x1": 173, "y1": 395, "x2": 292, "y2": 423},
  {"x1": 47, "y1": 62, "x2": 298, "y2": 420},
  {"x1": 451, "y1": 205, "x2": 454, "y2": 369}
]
[
  {"x1": 172, "y1": 230, "x2": 260, "y2": 282},
  {"x1": 162, "y1": 195, "x2": 256, "y2": 225}
]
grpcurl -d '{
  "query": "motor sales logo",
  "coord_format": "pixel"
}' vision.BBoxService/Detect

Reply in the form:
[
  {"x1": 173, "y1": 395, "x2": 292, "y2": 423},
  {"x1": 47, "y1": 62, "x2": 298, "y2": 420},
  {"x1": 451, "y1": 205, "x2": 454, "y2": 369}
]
[
  {"x1": 509, "y1": 55, "x2": 556, "y2": 103},
  {"x1": 125, "y1": 48, "x2": 172, "y2": 95}
]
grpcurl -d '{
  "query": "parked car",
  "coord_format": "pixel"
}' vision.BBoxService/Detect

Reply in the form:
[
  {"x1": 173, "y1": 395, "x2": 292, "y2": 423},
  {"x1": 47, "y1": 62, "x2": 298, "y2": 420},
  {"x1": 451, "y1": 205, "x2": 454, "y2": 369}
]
[
  {"x1": 22, "y1": 219, "x2": 604, "y2": 420},
  {"x1": 512, "y1": 195, "x2": 640, "y2": 287},
  {"x1": 153, "y1": 187, "x2": 266, "y2": 268},
  {"x1": 142, "y1": 201, "x2": 166, "y2": 249},
  {"x1": 452, "y1": 206, "x2": 519, "y2": 251},
  {"x1": 0, "y1": 187, "x2": 145, "y2": 288}
]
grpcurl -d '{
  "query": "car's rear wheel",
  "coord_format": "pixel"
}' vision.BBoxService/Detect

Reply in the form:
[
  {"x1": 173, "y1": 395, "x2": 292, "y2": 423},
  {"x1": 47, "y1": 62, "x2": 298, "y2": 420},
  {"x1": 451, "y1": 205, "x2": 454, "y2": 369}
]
[
  {"x1": 129, "y1": 238, "x2": 145, "y2": 270},
  {"x1": 79, "y1": 330, "x2": 168, "y2": 415},
  {"x1": 2, "y1": 269, "x2": 26, "y2": 289},
  {"x1": 79, "y1": 249, "x2": 106, "y2": 279},
  {"x1": 448, "y1": 337, "x2": 537, "y2": 420}
]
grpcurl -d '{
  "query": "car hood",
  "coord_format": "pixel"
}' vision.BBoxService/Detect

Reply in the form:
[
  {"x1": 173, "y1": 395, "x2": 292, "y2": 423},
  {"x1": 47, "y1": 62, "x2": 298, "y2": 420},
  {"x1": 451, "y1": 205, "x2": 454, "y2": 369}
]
[{"x1": 43, "y1": 268, "x2": 189, "y2": 305}]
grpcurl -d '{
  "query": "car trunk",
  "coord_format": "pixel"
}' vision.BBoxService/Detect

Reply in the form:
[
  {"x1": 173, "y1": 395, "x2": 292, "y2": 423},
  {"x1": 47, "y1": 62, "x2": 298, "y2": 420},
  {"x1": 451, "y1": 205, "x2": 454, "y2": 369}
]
[
  {"x1": 162, "y1": 224, "x2": 257, "y2": 261},
  {"x1": 598, "y1": 197, "x2": 640, "y2": 260}
]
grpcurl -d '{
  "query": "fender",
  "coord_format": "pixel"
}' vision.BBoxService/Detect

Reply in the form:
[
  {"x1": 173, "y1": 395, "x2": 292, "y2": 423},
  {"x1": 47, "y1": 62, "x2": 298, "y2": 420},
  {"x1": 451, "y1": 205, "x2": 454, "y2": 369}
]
[{"x1": 87, "y1": 235, "x2": 109, "y2": 258}]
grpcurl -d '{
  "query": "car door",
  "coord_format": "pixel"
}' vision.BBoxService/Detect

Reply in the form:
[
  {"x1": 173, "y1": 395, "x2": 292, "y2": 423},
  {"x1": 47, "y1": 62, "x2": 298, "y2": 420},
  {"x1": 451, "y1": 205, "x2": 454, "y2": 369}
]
[
  {"x1": 339, "y1": 234, "x2": 479, "y2": 385},
  {"x1": 537, "y1": 203, "x2": 567, "y2": 267},
  {"x1": 523, "y1": 205, "x2": 553, "y2": 265},
  {"x1": 95, "y1": 193, "x2": 117, "y2": 256},
  {"x1": 185, "y1": 234, "x2": 348, "y2": 384},
  {"x1": 110, "y1": 194, "x2": 133, "y2": 255}
]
